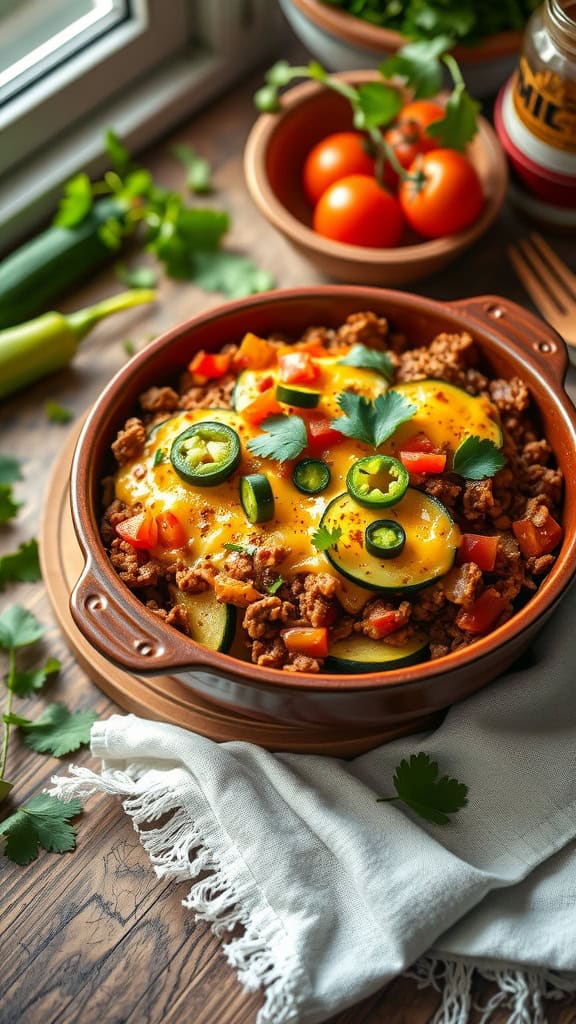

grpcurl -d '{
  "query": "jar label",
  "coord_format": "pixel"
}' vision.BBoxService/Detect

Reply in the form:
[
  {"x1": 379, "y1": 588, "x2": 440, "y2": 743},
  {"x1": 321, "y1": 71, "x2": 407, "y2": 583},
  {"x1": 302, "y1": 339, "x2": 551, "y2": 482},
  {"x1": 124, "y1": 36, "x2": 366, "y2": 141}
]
[{"x1": 512, "y1": 57, "x2": 576, "y2": 153}]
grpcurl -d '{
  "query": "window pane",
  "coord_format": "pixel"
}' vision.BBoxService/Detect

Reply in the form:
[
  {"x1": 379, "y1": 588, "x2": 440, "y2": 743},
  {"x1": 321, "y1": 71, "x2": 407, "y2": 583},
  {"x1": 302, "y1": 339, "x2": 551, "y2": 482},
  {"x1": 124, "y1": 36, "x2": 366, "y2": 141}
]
[{"x1": 0, "y1": 0, "x2": 129, "y2": 104}]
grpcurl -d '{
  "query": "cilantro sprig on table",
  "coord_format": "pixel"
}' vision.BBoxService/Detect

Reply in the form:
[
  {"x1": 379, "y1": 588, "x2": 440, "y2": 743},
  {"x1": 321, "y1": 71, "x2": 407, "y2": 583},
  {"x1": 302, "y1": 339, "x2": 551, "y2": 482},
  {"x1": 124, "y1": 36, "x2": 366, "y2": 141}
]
[
  {"x1": 332, "y1": 391, "x2": 417, "y2": 448},
  {"x1": 452, "y1": 436, "x2": 506, "y2": 480},
  {"x1": 0, "y1": 794, "x2": 83, "y2": 866},
  {"x1": 378, "y1": 752, "x2": 469, "y2": 826},
  {"x1": 0, "y1": 454, "x2": 23, "y2": 527},
  {"x1": 247, "y1": 415, "x2": 308, "y2": 463}
]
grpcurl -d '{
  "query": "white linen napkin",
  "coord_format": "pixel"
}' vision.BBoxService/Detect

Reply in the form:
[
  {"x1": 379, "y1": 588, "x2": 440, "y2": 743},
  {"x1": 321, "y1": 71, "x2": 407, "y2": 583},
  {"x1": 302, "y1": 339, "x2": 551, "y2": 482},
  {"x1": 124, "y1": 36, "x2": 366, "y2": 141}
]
[{"x1": 52, "y1": 576, "x2": 576, "y2": 1024}]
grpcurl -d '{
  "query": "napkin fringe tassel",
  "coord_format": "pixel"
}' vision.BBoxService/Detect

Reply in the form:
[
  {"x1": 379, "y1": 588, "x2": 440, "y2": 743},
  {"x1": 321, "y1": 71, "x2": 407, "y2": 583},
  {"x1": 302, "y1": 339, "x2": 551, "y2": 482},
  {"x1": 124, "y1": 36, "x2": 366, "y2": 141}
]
[
  {"x1": 51, "y1": 765, "x2": 305, "y2": 1024},
  {"x1": 406, "y1": 956, "x2": 576, "y2": 1024}
]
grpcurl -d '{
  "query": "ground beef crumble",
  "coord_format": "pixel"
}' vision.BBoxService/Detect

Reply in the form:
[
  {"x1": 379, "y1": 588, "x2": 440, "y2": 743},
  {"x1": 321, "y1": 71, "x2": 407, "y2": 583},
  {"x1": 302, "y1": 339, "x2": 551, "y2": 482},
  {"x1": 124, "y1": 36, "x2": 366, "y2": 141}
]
[{"x1": 102, "y1": 311, "x2": 564, "y2": 673}]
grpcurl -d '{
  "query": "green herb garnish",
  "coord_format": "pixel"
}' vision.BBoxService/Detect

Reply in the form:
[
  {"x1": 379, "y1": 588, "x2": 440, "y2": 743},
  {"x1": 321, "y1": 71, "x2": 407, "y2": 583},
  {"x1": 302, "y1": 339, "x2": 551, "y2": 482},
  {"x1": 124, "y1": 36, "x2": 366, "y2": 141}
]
[
  {"x1": 247, "y1": 415, "x2": 308, "y2": 463},
  {"x1": 0, "y1": 794, "x2": 83, "y2": 865},
  {"x1": 332, "y1": 391, "x2": 416, "y2": 448},
  {"x1": 223, "y1": 542, "x2": 257, "y2": 556},
  {"x1": 268, "y1": 577, "x2": 284, "y2": 595},
  {"x1": 192, "y1": 251, "x2": 276, "y2": 300},
  {"x1": 153, "y1": 448, "x2": 165, "y2": 466},
  {"x1": 338, "y1": 344, "x2": 394, "y2": 380},
  {"x1": 122, "y1": 339, "x2": 136, "y2": 356},
  {"x1": 378, "y1": 752, "x2": 468, "y2": 825},
  {"x1": 173, "y1": 143, "x2": 213, "y2": 194},
  {"x1": 0, "y1": 540, "x2": 41, "y2": 590},
  {"x1": 115, "y1": 263, "x2": 158, "y2": 289},
  {"x1": 45, "y1": 400, "x2": 73, "y2": 424},
  {"x1": 452, "y1": 435, "x2": 506, "y2": 480},
  {"x1": 0, "y1": 486, "x2": 20, "y2": 525},
  {"x1": 0, "y1": 456, "x2": 23, "y2": 486},
  {"x1": 9, "y1": 703, "x2": 97, "y2": 758},
  {"x1": 312, "y1": 524, "x2": 342, "y2": 552}
]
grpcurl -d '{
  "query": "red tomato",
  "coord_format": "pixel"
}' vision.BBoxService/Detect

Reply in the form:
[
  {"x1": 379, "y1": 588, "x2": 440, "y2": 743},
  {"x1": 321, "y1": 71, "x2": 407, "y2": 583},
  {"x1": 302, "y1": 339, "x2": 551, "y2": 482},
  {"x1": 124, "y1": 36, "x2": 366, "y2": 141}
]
[
  {"x1": 189, "y1": 350, "x2": 231, "y2": 382},
  {"x1": 398, "y1": 100, "x2": 445, "y2": 135},
  {"x1": 282, "y1": 627, "x2": 328, "y2": 659},
  {"x1": 313, "y1": 175, "x2": 404, "y2": 248},
  {"x1": 399, "y1": 451, "x2": 446, "y2": 474},
  {"x1": 278, "y1": 351, "x2": 320, "y2": 385},
  {"x1": 456, "y1": 588, "x2": 507, "y2": 635},
  {"x1": 382, "y1": 121, "x2": 433, "y2": 189},
  {"x1": 399, "y1": 150, "x2": 484, "y2": 239},
  {"x1": 458, "y1": 534, "x2": 499, "y2": 572},
  {"x1": 156, "y1": 511, "x2": 186, "y2": 550},
  {"x1": 303, "y1": 132, "x2": 375, "y2": 205},
  {"x1": 306, "y1": 417, "x2": 342, "y2": 455},
  {"x1": 512, "y1": 513, "x2": 563, "y2": 558},
  {"x1": 116, "y1": 512, "x2": 158, "y2": 550}
]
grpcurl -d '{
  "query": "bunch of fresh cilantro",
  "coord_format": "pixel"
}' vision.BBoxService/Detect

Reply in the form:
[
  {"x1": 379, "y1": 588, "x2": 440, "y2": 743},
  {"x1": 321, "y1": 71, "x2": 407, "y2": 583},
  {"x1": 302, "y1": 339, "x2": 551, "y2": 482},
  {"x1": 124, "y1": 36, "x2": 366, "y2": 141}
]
[
  {"x1": 320, "y1": 0, "x2": 539, "y2": 46},
  {"x1": 54, "y1": 131, "x2": 275, "y2": 299}
]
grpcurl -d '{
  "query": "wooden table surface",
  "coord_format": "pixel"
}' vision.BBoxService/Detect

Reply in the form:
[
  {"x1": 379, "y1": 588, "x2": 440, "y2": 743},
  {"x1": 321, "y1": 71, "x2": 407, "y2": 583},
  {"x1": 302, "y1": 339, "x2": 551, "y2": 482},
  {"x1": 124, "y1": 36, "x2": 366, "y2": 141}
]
[{"x1": 1, "y1": 61, "x2": 575, "y2": 1024}]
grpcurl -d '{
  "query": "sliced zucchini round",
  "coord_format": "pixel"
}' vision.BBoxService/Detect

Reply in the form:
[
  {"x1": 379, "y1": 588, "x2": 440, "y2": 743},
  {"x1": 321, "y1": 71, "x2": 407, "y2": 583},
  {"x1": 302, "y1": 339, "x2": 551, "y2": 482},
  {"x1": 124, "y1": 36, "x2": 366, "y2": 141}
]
[
  {"x1": 276, "y1": 383, "x2": 320, "y2": 408},
  {"x1": 240, "y1": 473, "x2": 275, "y2": 523},
  {"x1": 325, "y1": 633, "x2": 429, "y2": 674},
  {"x1": 319, "y1": 490, "x2": 459, "y2": 592},
  {"x1": 389, "y1": 379, "x2": 502, "y2": 453},
  {"x1": 170, "y1": 587, "x2": 236, "y2": 653},
  {"x1": 232, "y1": 369, "x2": 266, "y2": 413}
]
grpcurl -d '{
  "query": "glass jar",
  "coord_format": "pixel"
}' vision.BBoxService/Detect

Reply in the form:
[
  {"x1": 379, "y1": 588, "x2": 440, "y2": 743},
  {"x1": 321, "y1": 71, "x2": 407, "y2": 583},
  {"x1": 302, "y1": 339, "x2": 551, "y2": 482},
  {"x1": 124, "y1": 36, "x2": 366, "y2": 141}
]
[{"x1": 512, "y1": 0, "x2": 576, "y2": 153}]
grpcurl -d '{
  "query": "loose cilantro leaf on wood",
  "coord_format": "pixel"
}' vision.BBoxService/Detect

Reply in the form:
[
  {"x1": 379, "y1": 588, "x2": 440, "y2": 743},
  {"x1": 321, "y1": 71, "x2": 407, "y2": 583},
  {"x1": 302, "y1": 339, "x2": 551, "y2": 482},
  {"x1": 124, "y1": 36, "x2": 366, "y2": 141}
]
[
  {"x1": 115, "y1": 262, "x2": 158, "y2": 289},
  {"x1": 312, "y1": 524, "x2": 342, "y2": 552},
  {"x1": 333, "y1": 391, "x2": 417, "y2": 448},
  {"x1": 9, "y1": 658, "x2": 60, "y2": 698},
  {"x1": 0, "y1": 605, "x2": 44, "y2": 650},
  {"x1": 0, "y1": 794, "x2": 83, "y2": 865},
  {"x1": 45, "y1": 400, "x2": 73, "y2": 424},
  {"x1": 0, "y1": 485, "x2": 20, "y2": 525},
  {"x1": 378, "y1": 752, "x2": 468, "y2": 825},
  {"x1": 247, "y1": 416, "x2": 308, "y2": 462},
  {"x1": 0, "y1": 456, "x2": 22, "y2": 485},
  {"x1": 0, "y1": 540, "x2": 42, "y2": 590},
  {"x1": 53, "y1": 173, "x2": 94, "y2": 229},
  {"x1": 379, "y1": 36, "x2": 452, "y2": 99},
  {"x1": 14, "y1": 703, "x2": 97, "y2": 757},
  {"x1": 453, "y1": 435, "x2": 506, "y2": 480},
  {"x1": 338, "y1": 344, "x2": 394, "y2": 380},
  {"x1": 192, "y1": 251, "x2": 276, "y2": 298},
  {"x1": 173, "y1": 144, "x2": 213, "y2": 194}
]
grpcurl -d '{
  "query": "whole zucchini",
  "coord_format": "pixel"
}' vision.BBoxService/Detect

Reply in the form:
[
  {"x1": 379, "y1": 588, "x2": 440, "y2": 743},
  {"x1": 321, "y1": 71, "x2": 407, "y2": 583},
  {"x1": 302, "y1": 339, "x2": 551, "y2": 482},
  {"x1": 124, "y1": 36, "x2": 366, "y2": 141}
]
[{"x1": 0, "y1": 197, "x2": 127, "y2": 330}]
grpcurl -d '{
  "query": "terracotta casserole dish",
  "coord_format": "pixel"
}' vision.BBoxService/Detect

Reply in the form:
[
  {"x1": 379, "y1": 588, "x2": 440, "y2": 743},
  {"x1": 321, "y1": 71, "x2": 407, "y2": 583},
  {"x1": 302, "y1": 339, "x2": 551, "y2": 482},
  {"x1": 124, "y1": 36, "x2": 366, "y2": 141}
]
[{"x1": 69, "y1": 287, "x2": 576, "y2": 732}]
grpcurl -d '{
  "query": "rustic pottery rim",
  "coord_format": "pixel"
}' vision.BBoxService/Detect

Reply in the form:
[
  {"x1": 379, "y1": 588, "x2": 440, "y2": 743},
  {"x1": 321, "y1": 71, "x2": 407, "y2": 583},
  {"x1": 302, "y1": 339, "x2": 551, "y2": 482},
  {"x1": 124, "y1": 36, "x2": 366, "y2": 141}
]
[{"x1": 70, "y1": 286, "x2": 576, "y2": 693}]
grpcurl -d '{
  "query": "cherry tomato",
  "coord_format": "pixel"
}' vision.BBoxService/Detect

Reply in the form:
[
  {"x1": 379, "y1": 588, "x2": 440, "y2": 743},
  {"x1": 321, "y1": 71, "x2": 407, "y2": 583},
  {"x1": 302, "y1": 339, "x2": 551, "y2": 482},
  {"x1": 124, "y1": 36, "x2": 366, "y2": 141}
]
[
  {"x1": 398, "y1": 100, "x2": 445, "y2": 135},
  {"x1": 313, "y1": 175, "x2": 404, "y2": 248},
  {"x1": 303, "y1": 132, "x2": 375, "y2": 205},
  {"x1": 399, "y1": 150, "x2": 484, "y2": 239},
  {"x1": 382, "y1": 121, "x2": 431, "y2": 189}
]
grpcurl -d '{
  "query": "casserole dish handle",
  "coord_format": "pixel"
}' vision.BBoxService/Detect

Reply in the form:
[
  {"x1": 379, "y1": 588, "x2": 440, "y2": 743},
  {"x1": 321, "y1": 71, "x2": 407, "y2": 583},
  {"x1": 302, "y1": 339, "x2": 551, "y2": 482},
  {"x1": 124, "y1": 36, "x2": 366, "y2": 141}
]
[
  {"x1": 451, "y1": 295, "x2": 568, "y2": 385},
  {"x1": 71, "y1": 556, "x2": 213, "y2": 674}
]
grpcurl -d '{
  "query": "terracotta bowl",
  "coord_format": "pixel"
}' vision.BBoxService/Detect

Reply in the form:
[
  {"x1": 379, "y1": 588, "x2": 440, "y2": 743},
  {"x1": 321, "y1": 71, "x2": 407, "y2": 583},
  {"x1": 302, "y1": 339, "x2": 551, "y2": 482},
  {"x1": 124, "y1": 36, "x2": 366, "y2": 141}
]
[
  {"x1": 244, "y1": 72, "x2": 508, "y2": 286},
  {"x1": 69, "y1": 287, "x2": 576, "y2": 736},
  {"x1": 279, "y1": 0, "x2": 523, "y2": 97}
]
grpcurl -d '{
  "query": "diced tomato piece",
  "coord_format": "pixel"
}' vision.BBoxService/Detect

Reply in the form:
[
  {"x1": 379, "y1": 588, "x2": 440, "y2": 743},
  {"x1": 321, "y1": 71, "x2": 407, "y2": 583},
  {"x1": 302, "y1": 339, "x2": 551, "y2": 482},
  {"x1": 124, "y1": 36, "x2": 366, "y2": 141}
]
[
  {"x1": 188, "y1": 350, "x2": 232, "y2": 383},
  {"x1": 306, "y1": 417, "x2": 341, "y2": 455},
  {"x1": 278, "y1": 351, "x2": 320, "y2": 385},
  {"x1": 369, "y1": 611, "x2": 403, "y2": 639},
  {"x1": 458, "y1": 534, "x2": 499, "y2": 572},
  {"x1": 512, "y1": 512, "x2": 563, "y2": 558},
  {"x1": 257, "y1": 374, "x2": 275, "y2": 393},
  {"x1": 235, "y1": 332, "x2": 276, "y2": 369},
  {"x1": 281, "y1": 626, "x2": 328, "y2": 659},
  {"x1": 399, "y1": 451, "x2": 446, "y2": 474},
  {"x1": 156, "y1": 511, "x2": 186, "y2": 549},
  {"x1": 398, "y1": 431, "x2": 434, "y2": 453},
  {"x1": 456, "y1": 588, "x2": 507, "y2": 635},
  {"x1": 241, "y1": 389, "x2": 283, "y2": 426},
  {"x1": 116, "y1": 512, "x2": 158, "y2": 550}
]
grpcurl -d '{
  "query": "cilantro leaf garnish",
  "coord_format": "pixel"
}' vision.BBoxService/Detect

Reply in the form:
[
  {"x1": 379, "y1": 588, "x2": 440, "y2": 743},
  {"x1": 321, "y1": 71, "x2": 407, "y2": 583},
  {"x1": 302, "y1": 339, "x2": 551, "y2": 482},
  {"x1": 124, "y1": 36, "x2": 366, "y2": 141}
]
[
  {"x1": 332, "y1": 391, "x2": 417, "y2": 448},
  {"x1": 0, "y1": 794, "x2": 83, "y2": 865},
  {"x1": 224, "y1": 542, "x2": 257, "y2": 556},
  {"x1": 0, "y1": 605, "x2": 44, "y2": 650},
  {"x1": 153, "y1": 448, "x2": 165, "y2": 467},
  {"x1": 338, "y1": 344, "x2": 395, "y2": 381},
  {"x1": 0, "y1": 456, "x2": 22, "y2": 485},
  {"x1": 453, "y1": 435, "x2": 506, "y2": 480},
  {"x1": 312, "y1": 524, "x2": 342, "y2": 552},
  {"x1": 9, "y1": 658, "x2": 60, "y2": 698},
  {"x1": 45, "y1": 400, "x2": 73, "y2": 424},
  {"x1": 247, "y1": 415, "x2": 308, "y2": 462},
  {"x1": 172, "y1": 144, "x2": 213, "y2": 195},
  {"x1": 268, "y1": 577, "x2": 284, "y2": 595},
  {"x1": 192, "y1": 251, "x2": 276, "y2": 299},
  {"x1": 0, "y1": 485, "x2": 20, "y2": 525},
  {"x1": 378, "y1": 752, "x2": 468, "y2": 826},
  {"x1": 11, "y1": 703, "x2": 97, "y2": 758},
  {"x1": 0, "y1": 540, "x2": 42, "y2": 590}
]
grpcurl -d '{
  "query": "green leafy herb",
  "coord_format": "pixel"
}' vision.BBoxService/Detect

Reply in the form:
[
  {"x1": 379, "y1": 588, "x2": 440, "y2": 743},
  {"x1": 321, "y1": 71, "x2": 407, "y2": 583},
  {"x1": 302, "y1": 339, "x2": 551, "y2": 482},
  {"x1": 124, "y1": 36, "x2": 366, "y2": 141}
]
[
  {"x1": 425, "y1": 56, "x2": 481, "y2": 150},
  {"x1": 247, "y1": 415, "x2": 308, "y2": 463},
  {"x1": 0, "y1": 779, "x2": 12, "y2": 802},
  {"x1": 338, "y1": 344, "x2": 394, "y2": 380},
  {"x1": 0, "y1": 605, "x2": 44, "y2": 650},
  {"x1": 11, "y1": 703, "x2": 97, "y2": 757},
  {"x1": 105, "y1": 128, "x2": 131, "y2": 170},
  {"x1": 115, "y1": 262, "x2": 158, "y2": 289},
  {"x1": 0, "y1": 794, "x2": 83, "y2": 865},
  {"x1": 354, "y1": 81, "x2": 402, "y2": 130},
  {"x1": 153, "y1": 448, "x2": 165, "y2": 467},
  {"x1": 379, "y1": 36, "x2": 452, "y2": 100},
  {"x1": 0, "y1": 540, "x2": 42, "y2": 590},
  {"x1": 223, "y1": 542, "x2": 257, "y2": 556},
  {"x1": 311, "y1": 524, "x2": 342, "y2": 552},
  {"x1": 192, "y1": 251, "x2": 276, "y2": 299},
  {"x1": 173, "y1": 143, "x2": 213, "y2": 194},
  {"x1": 377, "y1": 752, "x2": 468, "y2": 826},
  {"x1": 0, "y1": 456, "x2": 22, "y2": 486},
  {"x1": 332, "y1": 391, "x2": 416, "y2": 448},
  {"x1": 268, "y1": 577, "x2": 284, "y2": 596},
  {"x1": 9, "y1": 658, "x2": 60, "y2": 698},
  {"x1": 0, "y1": 485, "x2": 20, "y2": 525},
  {"x1": 53, "y1": 173, "x2": 94, "y2": 229},
  {"x1": 453, "y1": 435, "x2": 506, "y2": 480},
  {"x1": 122, "y1": 339, "x2": 136, "y2": 356},
  {"x1": 45, "y1": 400, "x2": 73, "y2": 424}
]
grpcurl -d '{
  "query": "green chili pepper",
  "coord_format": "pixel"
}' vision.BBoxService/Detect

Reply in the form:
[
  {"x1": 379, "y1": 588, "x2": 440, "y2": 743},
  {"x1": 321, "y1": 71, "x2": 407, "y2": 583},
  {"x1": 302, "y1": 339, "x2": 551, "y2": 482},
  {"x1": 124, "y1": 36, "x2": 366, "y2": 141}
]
[
  {"x1": 365, "y1": 519, "x2": 406, "y2": 559},
  {"x1": 346, "y1": 455, "x2": 409, "y2": 509},
  {"x1": 0, "y1": 289, "x2": 155, "y2": 400},
  {"x1": 170, "y1": 422, "x2": 241, "y2": 486}
]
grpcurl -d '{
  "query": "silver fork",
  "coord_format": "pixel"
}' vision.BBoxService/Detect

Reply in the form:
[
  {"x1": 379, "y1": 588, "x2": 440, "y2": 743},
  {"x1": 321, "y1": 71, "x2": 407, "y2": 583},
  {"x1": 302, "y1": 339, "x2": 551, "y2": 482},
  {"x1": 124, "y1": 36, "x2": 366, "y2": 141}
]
[{"x1": 508, "y1": 233, "x2": 576, "y2": 348}]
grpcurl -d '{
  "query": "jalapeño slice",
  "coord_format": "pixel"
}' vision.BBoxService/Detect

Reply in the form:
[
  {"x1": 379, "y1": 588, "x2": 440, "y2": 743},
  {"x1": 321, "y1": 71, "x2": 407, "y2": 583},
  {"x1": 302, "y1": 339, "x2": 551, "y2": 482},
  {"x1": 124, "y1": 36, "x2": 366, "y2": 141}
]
[
  {"x1": 292, "y1": 458, "x2": 331, "y2": 495},
  {"x1": 170, "y1": 421, "x2": 241, "y2": 486},
  {"x1": 365, "y1": 519, "x2": 406, "y2": 559},
  {"x1": 346, "y1": 455, "x2": 409, "y2": 509},
  {"x1": 240, "y1": 473, "x2": 275, "y2": 523}
]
